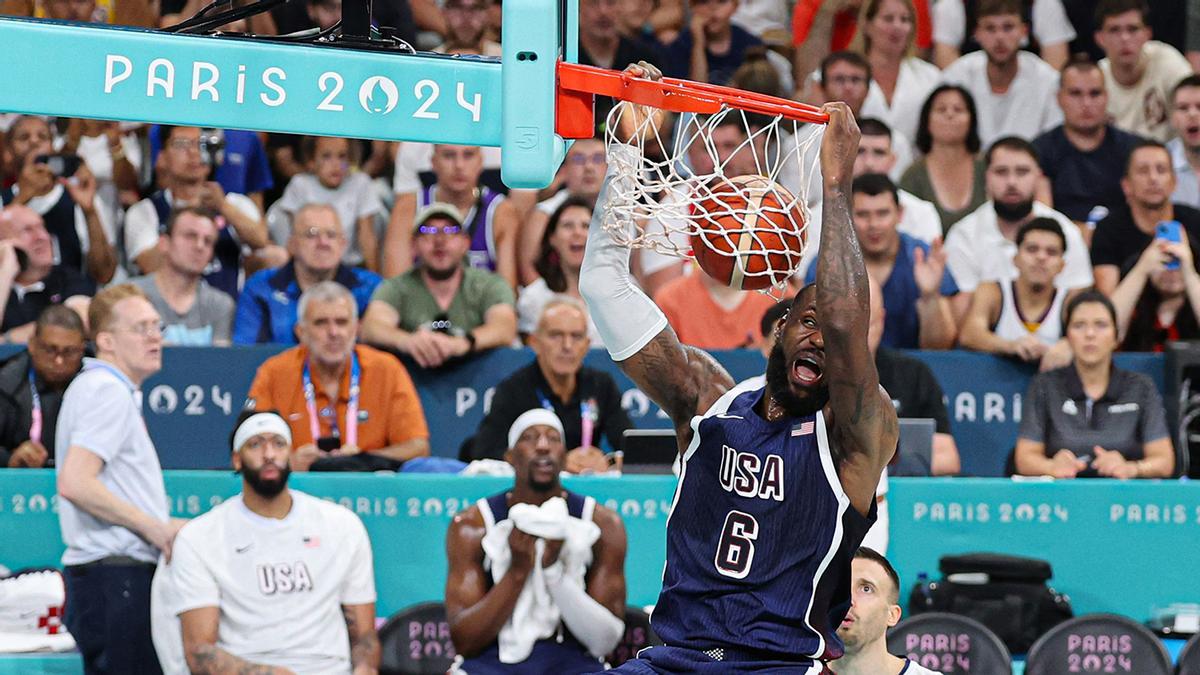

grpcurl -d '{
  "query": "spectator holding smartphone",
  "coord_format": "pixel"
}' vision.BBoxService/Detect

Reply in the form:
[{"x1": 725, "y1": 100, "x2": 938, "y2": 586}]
[
  {"x1": 1, "y1": 116, "x2": 117, "y2": 285},
  {"x1": 1110, "y1": 225, "x2": 1200, "y2": 351}
]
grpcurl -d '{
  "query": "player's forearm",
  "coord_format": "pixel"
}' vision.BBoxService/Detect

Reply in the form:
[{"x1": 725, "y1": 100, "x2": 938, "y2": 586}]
[
  {"x1": 343, "y1": 606, "x2": 381, "y2": 672},
  {"x1": 916, "y1": 296, "x2": 956, "y2": 350},
  {"x1": 546, "y1": 573, "x2": 624, "y2": 657},
  {"x1": 186, "y1": 643, "x2": 292, "y2": 675},
  {"x1": 815, "y1": 185, "x2": 868, "y2": 339},
  {"x1": 449, "y1": 568, "x2": 530, "y2": 657}
]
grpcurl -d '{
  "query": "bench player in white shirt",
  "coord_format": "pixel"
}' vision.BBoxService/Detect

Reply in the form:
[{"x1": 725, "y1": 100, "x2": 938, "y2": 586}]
[
  {"x1": 161, "y1": 410, "x2": 379, "y2": 675},
  {"x1": 830, "y1": 548, "x2": 944, "y2": 675}
]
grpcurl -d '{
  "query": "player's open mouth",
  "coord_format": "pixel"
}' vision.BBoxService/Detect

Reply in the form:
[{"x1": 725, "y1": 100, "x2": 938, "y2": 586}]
[{"x1": 791, "y1": 357, "x2": 822, "y2": 386}]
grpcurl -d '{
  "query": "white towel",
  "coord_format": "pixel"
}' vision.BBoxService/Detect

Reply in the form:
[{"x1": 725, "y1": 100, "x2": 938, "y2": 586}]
[{"x1": 479, "y1": 497, "x2": 601, "y2": 664}]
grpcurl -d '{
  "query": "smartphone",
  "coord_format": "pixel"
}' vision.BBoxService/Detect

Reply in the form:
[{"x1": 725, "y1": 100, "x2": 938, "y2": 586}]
[
  {"x1": 33, "y1": 153, "x2": 82, "y2": 178},
  {"x1": 1156, "y1": 220, "x2": 1182, "y2": 271},
  {"x1": 316, "y1": 435, "x2": 340, "y2": 452}
]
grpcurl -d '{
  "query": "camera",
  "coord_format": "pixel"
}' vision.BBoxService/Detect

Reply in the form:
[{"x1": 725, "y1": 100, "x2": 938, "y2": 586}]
[
  {"x1": 34, "y1": 153, "x2": 82, "y2": 178},
  {"x1": 198, "y1": 128, "x2": 226, "y2": 176}
]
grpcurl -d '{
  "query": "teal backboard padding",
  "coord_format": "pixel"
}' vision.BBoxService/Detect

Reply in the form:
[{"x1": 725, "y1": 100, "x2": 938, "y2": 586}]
[
  {"x1": 500, "y1": 0, "x2": 567, "y2": 188},
  {"x1": 0, "y1": 12, "x2": 573, "y2": 188}
]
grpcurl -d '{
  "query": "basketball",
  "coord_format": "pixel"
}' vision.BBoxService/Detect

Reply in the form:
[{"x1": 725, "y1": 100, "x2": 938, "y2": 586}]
[{"x1": 689, "y1": 175, "x2": 806, "y2": 291}]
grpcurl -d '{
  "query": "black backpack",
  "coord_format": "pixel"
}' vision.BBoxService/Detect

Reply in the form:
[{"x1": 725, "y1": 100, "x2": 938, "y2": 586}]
[{"x1": 908, "y1": 553, "x2": 1074, "y2": 653}]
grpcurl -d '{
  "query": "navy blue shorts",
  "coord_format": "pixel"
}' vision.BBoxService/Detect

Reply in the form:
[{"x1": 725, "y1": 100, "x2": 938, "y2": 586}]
[{"x1": 458, "y1": 635, "x2": 601, "y2": 674}]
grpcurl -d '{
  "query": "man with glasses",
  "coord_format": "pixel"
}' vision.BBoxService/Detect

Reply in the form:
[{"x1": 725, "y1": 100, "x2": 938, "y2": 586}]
[
  {"x1": 0, "y1": 204, "x2": 94, "y2": 344},
  {"x1": 247, "y1": 281, "x2": 430, "y2": 471},
  {"x1": 235, "y1": 203, "x2": 381, "y2": 344},
  {"x1": 129, "y1": 207, "x2": 235, "y2": 346},
  {"x1": 124, "y1": 126, "x2": 269, "y2": 298},
  {"x1": 56, "y1": 283, "x2": 183, "y2": 674},
  {"x1": 363, "y1": 203, "x2": 517, "y2": 368},
  {"x1": 0, "y1": 305, "x2": 86, "y2": 468}
]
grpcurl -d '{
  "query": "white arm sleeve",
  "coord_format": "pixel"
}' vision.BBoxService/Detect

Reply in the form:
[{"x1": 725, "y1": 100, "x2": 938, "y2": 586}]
[
  {"x1": 544, "y1": 565, "x2": 625, "y2": 658},
  {"x1": 579, "y1": 145, "x2": 669, "y2": 362}
]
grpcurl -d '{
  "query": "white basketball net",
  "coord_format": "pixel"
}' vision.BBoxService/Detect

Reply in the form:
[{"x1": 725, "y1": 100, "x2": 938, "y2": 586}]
[{"x1": 601, "y1": 102, "x2": 823, "y2": 293}]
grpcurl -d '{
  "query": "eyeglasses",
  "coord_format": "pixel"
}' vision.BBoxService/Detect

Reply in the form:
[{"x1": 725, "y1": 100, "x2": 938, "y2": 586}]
[
  {"x1": 300, "y1": 227, "x2": 343, "y2": 241},
  {"x1": 418, "y1": 224, "x2": 464, "y2": 236},
  {"x1": 568, "y1": 152, "x2": 606, "y2": 166}
]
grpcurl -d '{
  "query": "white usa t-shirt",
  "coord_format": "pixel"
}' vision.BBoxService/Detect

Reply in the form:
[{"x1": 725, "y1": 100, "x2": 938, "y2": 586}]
[{"x1": 166, "y1": 490, "x2": 376, "y2": 675}]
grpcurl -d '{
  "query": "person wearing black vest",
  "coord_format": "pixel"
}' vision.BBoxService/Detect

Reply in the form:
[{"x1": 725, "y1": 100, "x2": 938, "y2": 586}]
[
  {"x1": 1, "y1": 116, "x2": 117, "y2": 285},
  {"x1": 123, "y1": 126, "x2": 269, "y2": 299},
  {"x1": 0, "y1": 305, "x2": 86, "y2": 468}
]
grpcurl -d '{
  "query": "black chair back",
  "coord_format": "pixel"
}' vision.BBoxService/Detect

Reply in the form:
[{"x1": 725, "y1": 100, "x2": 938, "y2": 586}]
[
  {"x1": 379, "y1": 602, "x2": 456, "y2": 675},
  {"x1": 1025, "y1": 613, "x2": 1171, "y2": 675},
  {"x1": 1176, "y1": 631, "x2": 1200, "y2": 675},
  {"x1": 886, "y1": 612, "x2": 1012, "y2": 675}
]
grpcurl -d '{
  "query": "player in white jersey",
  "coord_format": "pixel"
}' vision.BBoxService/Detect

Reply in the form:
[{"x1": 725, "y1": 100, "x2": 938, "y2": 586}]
[
  {"x1": 158, "y1": 410, "x2": 379, "y2": 675},
  {"x1": 830, "y1": 548, "x2": 944, "y2": 675}
]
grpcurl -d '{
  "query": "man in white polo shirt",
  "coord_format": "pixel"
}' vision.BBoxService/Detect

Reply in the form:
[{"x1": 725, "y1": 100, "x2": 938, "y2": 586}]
[
  {"x1": 944, "y1": 136, "x2": 1094, "y2": 306},
  {"x1": 56, "y1": 282, "x2": 179, "y2": 674},
  {"x1": 160, "y1": 409, "x2": 379, "y2": 675}
]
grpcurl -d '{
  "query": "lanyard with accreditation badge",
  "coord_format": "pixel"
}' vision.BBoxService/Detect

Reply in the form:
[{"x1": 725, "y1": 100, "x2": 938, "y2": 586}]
[
  {"x1": 28, "y1": 369, "x2": 42, "y2": 445},
  {"x1": 302, "y1": 351, "x2": 361, "y2": 447}
]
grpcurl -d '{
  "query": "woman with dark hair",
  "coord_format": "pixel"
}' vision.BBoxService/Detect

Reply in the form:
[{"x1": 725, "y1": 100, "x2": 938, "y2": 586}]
[
  {"x1": 515, "y1": 196, "x2": 603, "y2": 345},
  {"x1": 899, "y1": 84, "x2": 988, "y2": 232},
  {"x1": 1112, "y1": 236, "x2": 1200, "y2": 352},
  {"x1": 1015, "y1": 290, "x2": 1175, "y2": 479}
]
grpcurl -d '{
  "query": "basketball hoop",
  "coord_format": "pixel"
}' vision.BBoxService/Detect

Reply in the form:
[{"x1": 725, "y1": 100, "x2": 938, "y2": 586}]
[{"x1": 556, "y1": 63, "x2": 829, "y2": 294}]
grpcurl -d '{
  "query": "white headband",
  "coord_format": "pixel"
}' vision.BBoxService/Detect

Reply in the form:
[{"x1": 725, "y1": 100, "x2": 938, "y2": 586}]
[
  {"x1": 233, "y1": 413, "x2": 293, "y2": 452},
  {"x1": 508, "y1": 408, "x2": 565, "y2": 449}
]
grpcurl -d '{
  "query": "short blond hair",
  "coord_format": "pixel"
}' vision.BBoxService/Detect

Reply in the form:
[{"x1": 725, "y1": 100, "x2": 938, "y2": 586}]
[{"x1": 88, "y1": 283, "x2": 148, "y2": 339}]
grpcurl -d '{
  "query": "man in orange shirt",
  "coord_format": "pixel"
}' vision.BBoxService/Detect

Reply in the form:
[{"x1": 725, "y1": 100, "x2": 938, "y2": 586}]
[
  {"x1": 246, "y1": 281, "x2": 430, "y2": 471},
  {"x1": 652, "y1": 267, "x2": 779, "y2": 350}
]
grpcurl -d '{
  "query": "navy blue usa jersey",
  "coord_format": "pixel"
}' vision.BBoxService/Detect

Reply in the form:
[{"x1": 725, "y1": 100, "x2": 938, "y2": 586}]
[{"x1": 651, "y1": 376, "x2": 876, "y2": 661}]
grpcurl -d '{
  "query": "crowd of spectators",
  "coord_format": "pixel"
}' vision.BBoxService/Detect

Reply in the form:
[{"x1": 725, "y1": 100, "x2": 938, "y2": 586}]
[{"x1": 1, "y1": 0, "x2": 1199, "y2": 484}]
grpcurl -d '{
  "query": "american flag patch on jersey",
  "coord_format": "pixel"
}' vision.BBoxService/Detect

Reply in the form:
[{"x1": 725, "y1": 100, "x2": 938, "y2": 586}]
[{"x1": 792, "y1": 421, "x2": 814, "y2": 436}]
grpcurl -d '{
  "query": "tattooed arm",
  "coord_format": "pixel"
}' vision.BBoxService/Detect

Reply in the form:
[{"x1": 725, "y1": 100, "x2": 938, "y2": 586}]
[
  {"x1": 342, "y1": 603, "x2": 380, "y2": 674},
  {"x1": 181, "y1": 607, "x2": 296, "y2": 675},
  {"x1": 814, "y1": 103, "x2": 899, "y2": 516},
  {"x1": 579, "y1": 62, "x2": 736, "y2": 448}
]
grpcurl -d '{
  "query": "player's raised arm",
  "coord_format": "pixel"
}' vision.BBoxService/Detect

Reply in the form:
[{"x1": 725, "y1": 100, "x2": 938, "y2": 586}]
[
  {"x1": 815, "y1": 103, "x2": 898, "y2": 515},
  {"x1": 579, "y1": 63, "x2": 735, "y2": 443}
]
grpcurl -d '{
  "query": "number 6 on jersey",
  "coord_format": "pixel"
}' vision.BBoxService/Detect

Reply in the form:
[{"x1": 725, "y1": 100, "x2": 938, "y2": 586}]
[{"x1": 715, "y1": 510, "x2": 759, "y2": 579}]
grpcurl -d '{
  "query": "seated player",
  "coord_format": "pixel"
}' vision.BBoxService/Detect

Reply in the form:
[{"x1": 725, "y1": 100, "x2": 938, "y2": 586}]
[
  {"x1": 588, "y1": 64, "x2": 897, "y2": 673},
  {"x1": 445, "y1": 409, "x2": 627, "y2": 674},
  {"x1": 154, "y1": 410, "x2": 379, "y2": 674},
  {"x1": 958, "y1": 218, "x2": 1078, "y2": 363},
  {"x1": 829, "y1": 548, "x2": 943, "y2": 675}
]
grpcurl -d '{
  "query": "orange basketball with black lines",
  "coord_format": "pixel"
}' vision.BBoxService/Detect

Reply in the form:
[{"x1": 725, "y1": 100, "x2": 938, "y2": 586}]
[{"x1": 689, "y1": 175, "x2": 806, "y2": 291}]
